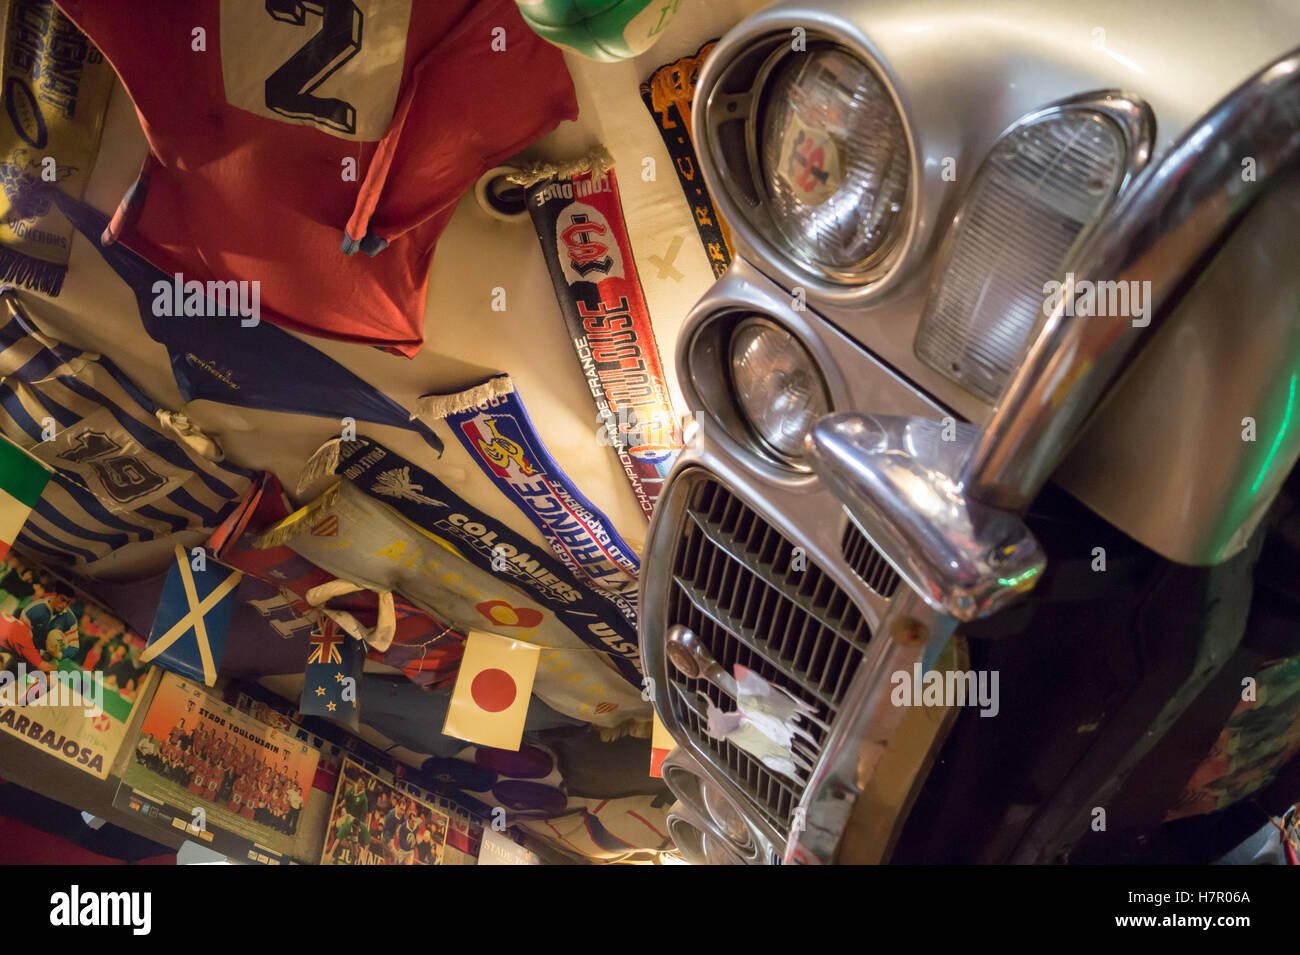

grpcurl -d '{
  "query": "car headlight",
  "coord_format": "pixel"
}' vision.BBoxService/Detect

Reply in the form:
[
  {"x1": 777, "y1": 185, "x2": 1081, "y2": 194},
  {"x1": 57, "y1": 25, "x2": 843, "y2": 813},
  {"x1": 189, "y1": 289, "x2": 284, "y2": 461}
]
[
  {"x1": 758, "y1": 44, "x2": 910, "y2": 282},
  {"x1": 700, "y1": 778, "x2": 751, "y2": 847},
  {"x1": 730, "y1": 317, "x2": 829, "y2": 462}
]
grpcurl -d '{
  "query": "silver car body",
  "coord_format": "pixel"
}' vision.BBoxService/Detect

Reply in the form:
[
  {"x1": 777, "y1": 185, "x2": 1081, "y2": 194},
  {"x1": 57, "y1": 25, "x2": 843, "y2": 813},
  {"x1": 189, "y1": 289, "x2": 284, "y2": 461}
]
[{"x1": 645, "y1": 0, "x2": 1300, "y2": 863}]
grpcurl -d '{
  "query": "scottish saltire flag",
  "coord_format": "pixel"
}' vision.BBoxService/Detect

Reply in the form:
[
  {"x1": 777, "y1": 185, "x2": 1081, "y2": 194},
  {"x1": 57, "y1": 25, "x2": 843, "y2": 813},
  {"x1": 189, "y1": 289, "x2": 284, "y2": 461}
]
[
  {"x1": 141, "y1": 545, "x2": 242, "y2": 685},
  {"x1": 0, "y1": 300, "x2": 255, "y2": 568},
  {"x1": 48, "y1": 190, "x2": 443, "y2": 456},
  {"x1": 0, "y1": 434, "x2": 49, "y2": 559},
  {"x1": 300, "y1": 620, "x2": 363, "y2": 730}
]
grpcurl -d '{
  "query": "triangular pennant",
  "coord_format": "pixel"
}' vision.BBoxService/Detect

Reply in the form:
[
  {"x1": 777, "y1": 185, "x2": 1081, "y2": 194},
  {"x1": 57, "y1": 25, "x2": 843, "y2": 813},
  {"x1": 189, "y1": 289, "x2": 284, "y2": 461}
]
[{"x1": 141, "y1": 546, "x2": 241, "y2": 685}]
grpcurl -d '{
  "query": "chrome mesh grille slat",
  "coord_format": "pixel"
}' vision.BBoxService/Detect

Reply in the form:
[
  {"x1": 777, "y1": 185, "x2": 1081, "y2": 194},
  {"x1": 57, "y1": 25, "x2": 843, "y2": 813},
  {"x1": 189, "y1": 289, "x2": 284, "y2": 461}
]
[
  {"x1": 842, "y1": 521, "x2": 902, "y2": 597},
  {"x1": 661, "y1": 475, "x2": 892, "y2": 836}
]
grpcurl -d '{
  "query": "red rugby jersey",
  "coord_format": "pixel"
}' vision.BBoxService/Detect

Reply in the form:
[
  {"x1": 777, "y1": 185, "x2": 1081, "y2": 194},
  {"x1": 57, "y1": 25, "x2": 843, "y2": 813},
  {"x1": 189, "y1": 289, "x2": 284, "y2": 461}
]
[{"x1": 54, "y1": 0, "x2": 578, "y2": 355}]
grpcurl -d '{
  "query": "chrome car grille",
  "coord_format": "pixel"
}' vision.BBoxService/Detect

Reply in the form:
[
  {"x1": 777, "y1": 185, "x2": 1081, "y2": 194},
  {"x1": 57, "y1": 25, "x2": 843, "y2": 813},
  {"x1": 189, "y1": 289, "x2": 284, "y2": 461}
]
[
  {"x1": 842, "y1": 522, "x2": 901, "y2": 598},
  {"x1": 662, "y1": 474, "x2": 881, "y2": 837}
]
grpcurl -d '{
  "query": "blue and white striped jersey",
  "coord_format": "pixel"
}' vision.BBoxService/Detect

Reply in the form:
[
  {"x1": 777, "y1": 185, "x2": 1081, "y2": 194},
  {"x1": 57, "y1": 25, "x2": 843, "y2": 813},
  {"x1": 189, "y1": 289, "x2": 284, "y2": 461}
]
[{"x1": 0, "y1": 309, "x2": 253, "y2": 569}]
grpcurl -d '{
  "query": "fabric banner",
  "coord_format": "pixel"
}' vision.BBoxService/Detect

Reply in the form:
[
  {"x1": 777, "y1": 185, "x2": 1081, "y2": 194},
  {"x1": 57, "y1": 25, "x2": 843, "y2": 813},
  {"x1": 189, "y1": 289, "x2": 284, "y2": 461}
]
[
  {"x1": 444, "y1": 629, "x2": 539, "y2": 752},
  {"x1": 0, "y1": 550, "x2": 154, "y2": 779},
  {"x1": 423, "y1": 375, "x2": 641, "y2": 599},
  {"x1": 332, "y1": 436, "x2": 638, "y2": 644},
  {"x1": 47, "y1": 190, "x2": 445, "y2": 455},
  {"x1": 515, "y1": 794, "x2": 674, "y2": 862},
  {"x1": 255, "y1": 479, "x2": 650, "y2": 734},
  {"x1": 0, "y1": 0, "x2": 112, "y2": 295},
  {"x1": 522, "y1": 156, "x2": 682, "y2": 520},
  {"x1": 358, "y1": 672, "x2": 581, "y2": 759},
  {"x1": 208, "y1": 471, "x2": 466, "y2": 689},
  {"x1": 141, "y1": 544, "x2": 241, "y2": 686},
  {"x1": 640, "y1": 40, "x2": 733, "y2": 279},
  {"x1": 0, "y1": 301, "x2": 255, "y2": 570}
]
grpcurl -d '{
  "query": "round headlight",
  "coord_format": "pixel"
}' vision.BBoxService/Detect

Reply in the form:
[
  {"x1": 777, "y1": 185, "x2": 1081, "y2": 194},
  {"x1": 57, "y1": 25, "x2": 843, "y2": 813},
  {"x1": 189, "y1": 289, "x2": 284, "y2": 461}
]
[
  {"x1": 701, "y1": 779, "x2": 751, "y2": 847},
  {"x1": 730, "y1": 318, "x2": 829, "y2": 462},
  {"x1": 759, "y1": 44, "x2": 910, "y2": 281},
  {"x1": 703, "y1": 831, "x2": 743, "y2": 865}
]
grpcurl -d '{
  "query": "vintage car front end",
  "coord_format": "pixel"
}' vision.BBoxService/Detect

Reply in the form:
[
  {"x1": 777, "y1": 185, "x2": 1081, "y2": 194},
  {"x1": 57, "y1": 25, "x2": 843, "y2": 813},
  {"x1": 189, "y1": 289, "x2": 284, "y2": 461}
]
[{"x1": 642, "y1": 0, "x2": 1300, "y2": 864}]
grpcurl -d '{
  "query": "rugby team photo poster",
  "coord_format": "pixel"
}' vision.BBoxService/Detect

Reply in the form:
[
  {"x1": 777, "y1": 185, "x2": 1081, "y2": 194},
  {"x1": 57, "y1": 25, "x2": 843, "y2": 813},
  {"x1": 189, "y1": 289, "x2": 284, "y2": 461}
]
[
  {"x1": 116, "y1": 671, "x2": 319, "y2": 863},
  {"x1": 321, "y1": 758, "x2": 449, "y2": 866},
  {"x1": 0, "y1": 552, "x2": 155, "y2": 779}
]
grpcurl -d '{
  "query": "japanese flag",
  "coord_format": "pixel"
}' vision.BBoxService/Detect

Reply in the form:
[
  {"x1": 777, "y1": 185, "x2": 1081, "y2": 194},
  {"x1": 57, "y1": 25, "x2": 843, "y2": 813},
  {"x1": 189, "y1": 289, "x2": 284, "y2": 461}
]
[{"x1": 443, "y1": 630, "x2": 540, "y2": 751}]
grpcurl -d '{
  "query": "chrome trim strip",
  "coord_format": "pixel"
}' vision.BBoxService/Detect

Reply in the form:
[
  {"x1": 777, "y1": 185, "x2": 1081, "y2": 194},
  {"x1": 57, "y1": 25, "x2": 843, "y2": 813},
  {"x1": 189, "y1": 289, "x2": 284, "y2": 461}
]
[{"x1": 785, "y1": 587, "x2": 958, "y2": 864}]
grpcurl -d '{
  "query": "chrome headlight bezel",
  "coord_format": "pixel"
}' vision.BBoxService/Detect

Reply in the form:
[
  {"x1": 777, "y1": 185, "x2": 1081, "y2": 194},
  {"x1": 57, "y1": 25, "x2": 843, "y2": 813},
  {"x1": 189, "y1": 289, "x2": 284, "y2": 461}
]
[
  {"x1": 685, "y1": 308, "x2": 834, "y2": 473},
  {"x1": 729, "y1": 316, "x2": 832, "y2": 466},
  {"x1": 696, "y1": 19, "x2": 919, "y2": 298}
]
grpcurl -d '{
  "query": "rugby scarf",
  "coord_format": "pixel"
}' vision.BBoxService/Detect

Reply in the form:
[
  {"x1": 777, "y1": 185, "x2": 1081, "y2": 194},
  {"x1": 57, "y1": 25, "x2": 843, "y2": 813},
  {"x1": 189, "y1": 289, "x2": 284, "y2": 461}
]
[
  {"x1": 0, "y1": 0, "x2": 112, "y2": 295},
  {"x1": 255, "y1": 479, "x2": 649, "y2": 736},
  {"x1": 518, "y1": 150, "x2": 682, "y2": 520},
  {"x1": 207, "y1": 471, "x2": 465, "y2": 689},
  {"x1": 418, "y1": 374, "x2": 641, "y2": 600},
  {"x1": 0, "y1": 303, "x2": 254, "y2": 570},
  {"x1": 318, "y1": 436, "x2": 637, "y2": 642},
  {"x1": 640, "y1": 40, "x2": 733, "y2": 278},
  {"x1": 47, "y1": 190, "x2": 444, "y2": 455}
]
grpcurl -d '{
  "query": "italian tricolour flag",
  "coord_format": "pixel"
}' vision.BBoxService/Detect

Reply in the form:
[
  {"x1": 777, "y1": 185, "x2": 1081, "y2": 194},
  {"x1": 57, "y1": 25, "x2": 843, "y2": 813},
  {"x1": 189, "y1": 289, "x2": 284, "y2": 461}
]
[{"x1": 0, "y1": 437, "x2": 50, "y2": 559}]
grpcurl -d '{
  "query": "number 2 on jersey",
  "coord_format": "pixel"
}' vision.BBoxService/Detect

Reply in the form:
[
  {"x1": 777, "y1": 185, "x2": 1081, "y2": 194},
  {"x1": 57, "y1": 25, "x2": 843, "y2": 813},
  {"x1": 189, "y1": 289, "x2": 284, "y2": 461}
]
[{"x1": 264, "y1": 0, "x2": 363, "y2": 135}]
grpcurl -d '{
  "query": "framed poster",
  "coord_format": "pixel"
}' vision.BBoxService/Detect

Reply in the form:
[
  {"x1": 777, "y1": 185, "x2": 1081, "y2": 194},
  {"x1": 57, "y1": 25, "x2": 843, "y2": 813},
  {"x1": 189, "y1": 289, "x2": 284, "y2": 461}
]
[
  {"x1": 0, "y1": 552, "x2": 155, "y2": 779},
  {"x1": 115, "y1": 671, "x2": 319, "y2": 864},
  {"x1": 321, "y1": 758, "x2": 449, "y2": 866}
]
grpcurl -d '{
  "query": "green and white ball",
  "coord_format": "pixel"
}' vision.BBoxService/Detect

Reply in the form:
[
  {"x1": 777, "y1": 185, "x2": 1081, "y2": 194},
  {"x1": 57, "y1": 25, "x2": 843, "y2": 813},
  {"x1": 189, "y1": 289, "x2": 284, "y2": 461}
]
[{"x1": 516, "y1": 0, "x2": 685, "y2": 63}]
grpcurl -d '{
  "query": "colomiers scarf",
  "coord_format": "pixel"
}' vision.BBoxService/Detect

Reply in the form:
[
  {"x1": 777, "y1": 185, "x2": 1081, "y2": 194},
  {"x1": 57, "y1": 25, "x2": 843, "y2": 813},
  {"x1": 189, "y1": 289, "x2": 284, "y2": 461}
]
[
  {"x1": 301, "y1": 435, "x2": 637, "y2": 635},
  {"x1": 255, "y1": 479, "x2": 650, "y2": 738}
]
